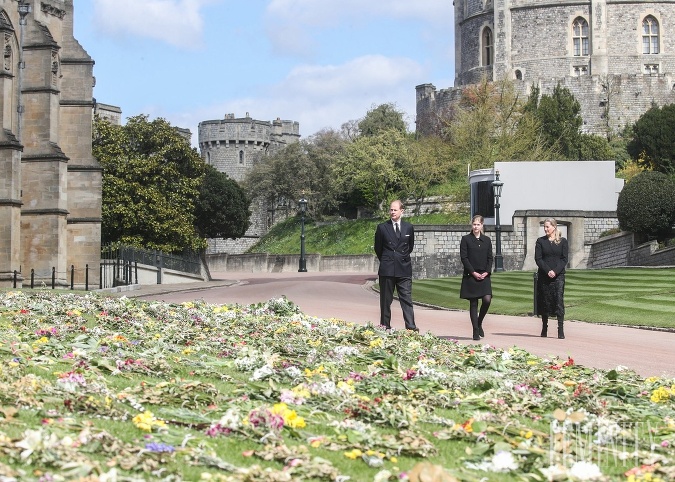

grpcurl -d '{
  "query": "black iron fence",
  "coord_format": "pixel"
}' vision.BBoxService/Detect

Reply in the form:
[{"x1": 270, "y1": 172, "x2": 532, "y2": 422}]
[{"x1": 100, "y1": 245, "x2": 202, "y2": 289}]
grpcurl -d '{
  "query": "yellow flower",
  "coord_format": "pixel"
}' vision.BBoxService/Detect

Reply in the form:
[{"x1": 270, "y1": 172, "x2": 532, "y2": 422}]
[
  {"x1": 337, "y1": 381, "x2": 355, "y2": 393},
  {"x1": 271, "y1": 403, "x2": 306, "y2": 429},
  {"x1": 650, "y1": 386, "x2": 673, "y2": 403},
  {"x1": 132, "y1": 411, "x2": 166, "y2": 432},
  {"x1": 369, "y1": 338, "x2": 383, "y2": 348},
  {"x1": 182, "y1": 348, "x2": 193, "y2": 355},
  {"x1": 390, "y1": 456, "x2": 398, "y2": 463},
  {"x1": 344, "y1": 449, "x2": 362, "y2": 459},
  {"x1": 645, "y1": 376, "x2": 660, "y2": 384}
]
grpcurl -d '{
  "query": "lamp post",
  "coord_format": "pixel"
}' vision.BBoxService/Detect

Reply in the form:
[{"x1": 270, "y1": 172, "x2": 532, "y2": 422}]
[
  {"x1": 492, "y1": 170, "x2": 504, "y2": 272},
  {"x1": 298, "y1": 195, "x2": 307, "y2": 272}
]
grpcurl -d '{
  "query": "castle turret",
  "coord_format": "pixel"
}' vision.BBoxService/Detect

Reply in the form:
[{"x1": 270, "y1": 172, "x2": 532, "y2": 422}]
[{"x1": 198, "y1": 113, "x2": 300, "y2": 253}]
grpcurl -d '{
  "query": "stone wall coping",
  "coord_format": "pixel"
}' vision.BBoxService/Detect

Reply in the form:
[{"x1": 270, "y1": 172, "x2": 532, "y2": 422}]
[
  {"x1": 414, "y1": 224, "x2": 514, "y2": 232},
  {"x1": 590, "y1": 231, "x2": 632, "y2": 245},
  {"x1": 513, "y1": 210, "x2": 617, "y2": 217}
]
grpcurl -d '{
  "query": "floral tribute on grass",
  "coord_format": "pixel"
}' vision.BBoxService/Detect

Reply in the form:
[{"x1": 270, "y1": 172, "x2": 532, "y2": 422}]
[{"x1": 0, "y1": 290, "x2": 673, "y2": 481}]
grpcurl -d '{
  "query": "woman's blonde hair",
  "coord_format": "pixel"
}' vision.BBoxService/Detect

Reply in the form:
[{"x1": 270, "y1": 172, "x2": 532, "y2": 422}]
[
  {"x1": 470, "y1": 215, "x2": 484, "y2": 233},
  {"x1": 544, "y1": 217, "x2": 561, "y2": 244}
]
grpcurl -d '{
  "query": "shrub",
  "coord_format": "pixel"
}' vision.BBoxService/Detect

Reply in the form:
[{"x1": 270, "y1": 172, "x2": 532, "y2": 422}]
[{"x1": 616, "y1": 171, "x2": 675, "y2": 239}]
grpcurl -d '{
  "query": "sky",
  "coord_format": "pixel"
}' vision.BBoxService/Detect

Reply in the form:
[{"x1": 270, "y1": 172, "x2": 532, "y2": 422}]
[{"x1": 72, "y1": 0, "x2": 455, "y2": 147}]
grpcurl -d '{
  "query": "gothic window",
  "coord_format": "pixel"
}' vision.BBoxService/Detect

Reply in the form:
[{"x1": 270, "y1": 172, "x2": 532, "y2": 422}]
[
  {"x1": 572, "y1": 17, "x2": 589, "y2": 56},
  {"x1": 482, "y1": 27, "x2": 493, "y2": 66},
  {"x1": 239, "y1": 150, "x2": 244, "y2": 165},
  {"x1": 642, "y1": 16, "x2": 659, "y2": 54},
  {"x1": 515, "y1": 70, "x2": 523, "y2": 80}
]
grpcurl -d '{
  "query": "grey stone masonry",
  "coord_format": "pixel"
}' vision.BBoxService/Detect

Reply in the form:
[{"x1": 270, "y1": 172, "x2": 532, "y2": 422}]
[
  {"x1": 1, "y1": 0, "x2": 101, "y2": 288},
  {"x1": 418, "y1": 0, "x2": 675, "y2": 137}
]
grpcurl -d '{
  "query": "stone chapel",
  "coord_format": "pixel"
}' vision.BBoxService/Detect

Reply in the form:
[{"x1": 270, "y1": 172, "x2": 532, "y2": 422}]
[{"x1": 0, "y1": 0, "x2": 100, "y2": 288}]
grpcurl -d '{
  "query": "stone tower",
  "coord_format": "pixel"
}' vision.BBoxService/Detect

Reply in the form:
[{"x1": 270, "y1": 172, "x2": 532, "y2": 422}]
[
  {"x1": 0, "y1": 0, "x2": 101, "y2": 288},
  {"x1": 417, "y1": 0, "x2": 675, "y2": 137},
  {"x1": 198, "y1": 113, "x2": 300, "y2": 253}
]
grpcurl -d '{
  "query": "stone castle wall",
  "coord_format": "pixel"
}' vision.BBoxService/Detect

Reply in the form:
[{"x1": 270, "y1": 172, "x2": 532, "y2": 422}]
[
  {"x1": 419, "y1": 0, "x2": 675, "y2": 136},
  {"x1": 198, "y1": 114, "x2": 300, "y2": 255}
]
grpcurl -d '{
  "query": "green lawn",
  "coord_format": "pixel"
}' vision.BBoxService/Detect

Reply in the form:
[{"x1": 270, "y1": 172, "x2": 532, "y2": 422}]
[{"x1": 413, "y1": 267, "x2": 675, "y2": 328}]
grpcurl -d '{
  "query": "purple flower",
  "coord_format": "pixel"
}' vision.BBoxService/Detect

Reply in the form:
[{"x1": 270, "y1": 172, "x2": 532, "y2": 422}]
[{"x1": 145, "y1": 442, "x2": 175, "y2": 453}]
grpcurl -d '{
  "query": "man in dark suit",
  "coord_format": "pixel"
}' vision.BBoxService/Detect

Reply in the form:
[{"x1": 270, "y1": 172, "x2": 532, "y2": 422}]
[{"x1": 374, "y1": 200, "x2": 418, "y2": 331}]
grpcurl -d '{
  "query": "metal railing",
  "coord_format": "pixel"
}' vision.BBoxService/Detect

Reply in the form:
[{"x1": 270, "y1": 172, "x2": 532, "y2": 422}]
[{"x1": 100, "y1": 245, "x2": 202, "y2": 288}]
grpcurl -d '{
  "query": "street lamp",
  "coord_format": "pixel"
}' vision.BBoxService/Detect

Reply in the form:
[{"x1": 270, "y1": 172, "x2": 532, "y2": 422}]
[
  {"x1": 298, "y1": 195, "x2": 308, "y2": 272},
  {"x1": 492, "y1": 170, "x2": 504, "y2": 272}
]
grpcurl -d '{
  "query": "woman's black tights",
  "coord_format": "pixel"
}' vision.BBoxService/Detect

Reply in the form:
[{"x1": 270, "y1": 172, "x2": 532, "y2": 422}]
[{"x1": 469, "y1": 295, "x2": 492, "y2": 338}]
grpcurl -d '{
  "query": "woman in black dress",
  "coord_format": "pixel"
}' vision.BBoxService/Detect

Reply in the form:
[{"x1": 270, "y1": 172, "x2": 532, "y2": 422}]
[
  {"x1": 535, "y1": 218, "x2": 569, "y2": 339},
  {"x1": 460, "y1": 215, "x2": 493, "y2": 340}
]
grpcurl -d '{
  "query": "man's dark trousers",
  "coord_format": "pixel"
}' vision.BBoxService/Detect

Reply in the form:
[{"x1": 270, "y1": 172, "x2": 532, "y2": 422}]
[{"x1": 379, "y1": 276, "x2": 416, "y2": 329}]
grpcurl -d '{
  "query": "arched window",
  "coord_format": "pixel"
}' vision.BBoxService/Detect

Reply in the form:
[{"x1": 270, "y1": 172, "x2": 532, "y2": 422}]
[
  {"x1": 572, "y1": 17, "x2": 589, "y2": 56},
  {"x1": 482, "y1": 27, "x2": 493, "y2": 66},
  {"x1": 239, "y1": 150, "x2": 244, "y2": 165},
  {"x1": 515, "y1": 70, "x2": 523, "y2": 80},
  {"x1": 643, "y1": 16, "x2": 659, "y2": 54}
]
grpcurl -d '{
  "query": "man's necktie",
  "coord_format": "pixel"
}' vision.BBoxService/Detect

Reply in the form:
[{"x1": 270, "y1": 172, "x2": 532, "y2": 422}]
[{"x1": 395, "y1": 223, "x2": 400, "y2": 238}]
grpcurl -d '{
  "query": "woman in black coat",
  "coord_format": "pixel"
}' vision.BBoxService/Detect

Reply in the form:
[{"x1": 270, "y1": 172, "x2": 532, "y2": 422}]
[
  {"x1": 460, "y1": 215, "x2": 493, "y2": 340},
  {"x1": 535, "y1": 218, "x2": 569, "y2": 339}
]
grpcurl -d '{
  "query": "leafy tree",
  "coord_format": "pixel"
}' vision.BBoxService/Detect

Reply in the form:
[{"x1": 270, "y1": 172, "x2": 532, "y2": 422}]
[
  {"x1": 243, "y1": 129, "x2": 347, "y2": 219},
  {"x1": 445, "y1": 77, "x2": 557, "y2": 169},
  {"x1": 333, "y1": 128, "x2": 407, "y2": 213},
  {"x1": 578, "y1": 133, "x2": 615, "y2": 161},
  {"x1": 616, "y1": 171, "x2": 675, "y2": 240},
  {"x1": 358, "y1": 103, "x2": 407, "y2": 137},
  {"x1": 526, "y1": 83, "x2": 583, "y2": 159},
  {"x1": 195, "y1": 164, "x2": 250, "y2": 239},
  {"x1": 93, "y1": 115, "x2": 206, "y2": 252},
  {"x1": 400, "y1": 135, "x2": 459, "y2": 214},
  {"x1": 627, "y1": 103, "x2": 675, "y2": 173}
]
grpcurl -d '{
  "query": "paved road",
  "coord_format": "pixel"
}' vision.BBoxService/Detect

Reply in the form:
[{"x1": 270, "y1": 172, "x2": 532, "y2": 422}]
[{"x1": 126, "y1": 271, "x2": 675, "y2": 379}]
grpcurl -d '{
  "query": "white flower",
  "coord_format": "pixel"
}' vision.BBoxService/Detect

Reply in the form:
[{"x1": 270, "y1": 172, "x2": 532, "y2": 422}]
[
  {"x1": 501, "y1": 351, "x2": 512, "y2": 360},
  {"x1": 491, "y1": 451, "x2": 518, "y2": 471},
  {"x1": 373, "y1": 469, "x2": 392, "y2": 482},
  {"x1": 540, "y1": 464, "x2": 568, "y2": 481},
  {"x1": 250, "y1": 364, "x2": 275, "y2": 381},
  {"x1": 569, "y1": 461, "x2": 602, "y2": 480}
]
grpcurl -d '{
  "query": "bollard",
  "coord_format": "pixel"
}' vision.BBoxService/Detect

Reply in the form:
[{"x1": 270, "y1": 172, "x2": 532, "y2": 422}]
[
  {"x1": 52, "y1": 267, "x2": 56, "y2": 289},
  {"x1": 85, "y1": 264, "x2": 89, "y2": 291},
  {"x1": 70, "y1": 265, "x2": 74, "y2": 290},
  {"x1": 31, "y1": 269, "x2": 34, "y2": 289},
  {"x1": 13, "y1": 270, "x2": 17, "y2": 288}
]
